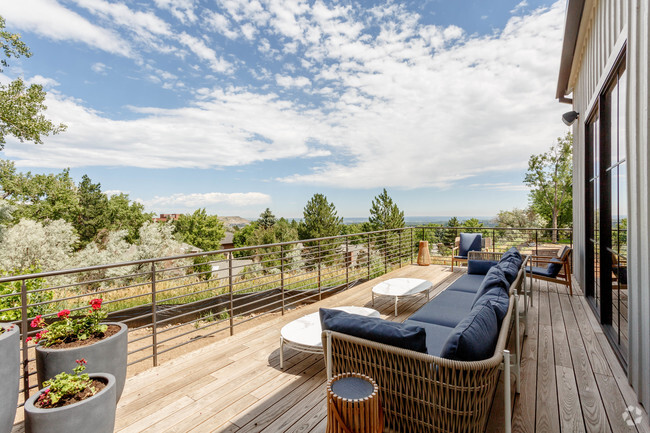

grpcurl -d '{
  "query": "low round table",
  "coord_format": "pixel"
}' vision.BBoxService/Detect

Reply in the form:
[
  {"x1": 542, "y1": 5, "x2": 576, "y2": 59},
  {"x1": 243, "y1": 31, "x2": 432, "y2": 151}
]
[
  {"x1": 372, "y1": 278, "x2": 433, "y2": 316},
  {"x1": 326, "y1": 372, "x2": 382, "y2": 433},
  {"x1": 280, "y1": 306, "x2": 380, "y2": 369}
]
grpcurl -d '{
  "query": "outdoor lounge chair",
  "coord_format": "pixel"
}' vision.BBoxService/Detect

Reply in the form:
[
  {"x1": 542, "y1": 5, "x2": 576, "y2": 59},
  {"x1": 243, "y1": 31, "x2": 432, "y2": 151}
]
[
  {"x1": 451, "y1": 233, "x2": 491, "y2": 270},
  {"x1": 527, "y1": 246, "x2": 573, "y2": 295}
]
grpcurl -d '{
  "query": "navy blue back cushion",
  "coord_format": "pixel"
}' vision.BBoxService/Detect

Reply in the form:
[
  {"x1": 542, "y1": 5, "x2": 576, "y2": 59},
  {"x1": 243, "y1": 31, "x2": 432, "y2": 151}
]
[
  {"x1": 467, "y1": 259, "x2": 498, "y2": 275},
  {"x1": 440, "y1": 302, "x2": 499, "y2": 361},
  {"x1": 546, "y1": 259, "x2": 563, "y2": 277},
  {"x1": 497, "y1": 259, "x2": 520, "y2": 284},
  {"x1": 319, "y1": 308, "x2": 427, "y2": 353},
  {"x1": 472, "y1": 266, "x2": 509, "y2": 308},
  {"x1": 475, "y1": 287, "x2": 510, "y2": 324},
  {"x1": 459, "y1": 233, "x2": 482, "y2": 257},
  {"x1": 499, "y1": 247, "x2": 523, "y2": 268}
]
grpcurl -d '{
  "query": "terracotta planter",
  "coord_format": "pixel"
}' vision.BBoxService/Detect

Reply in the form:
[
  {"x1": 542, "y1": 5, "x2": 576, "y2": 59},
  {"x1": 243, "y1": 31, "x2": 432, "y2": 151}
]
[
  {"x1": 35, "y1": 322, "x2": 127, "y2": 401},
  {"x1": 0, "y1": 324, "x2": 20, "y2": 433},
  {"x1": 24, "y1": 373, "x2": 116, "y2": 433}
]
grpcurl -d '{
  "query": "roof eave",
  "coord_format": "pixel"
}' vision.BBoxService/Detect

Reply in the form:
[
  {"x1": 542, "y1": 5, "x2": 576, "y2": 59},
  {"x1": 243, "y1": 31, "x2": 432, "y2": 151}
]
[{"x1": 556, "y1": 0, "x2": 586, "y2": 102}]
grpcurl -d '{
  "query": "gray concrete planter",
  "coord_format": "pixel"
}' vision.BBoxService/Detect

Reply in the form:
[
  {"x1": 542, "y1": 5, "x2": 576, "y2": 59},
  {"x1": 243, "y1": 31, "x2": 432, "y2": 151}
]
[
  {"x1": 24, "y1": 373, "x2": 116, "y2": 433},
  {"x1": 35, "y1": 322, "x2": 127, "y2": 401},
  {"x1": 0, "y1": 324, "x2": 20, "y2": 433}
]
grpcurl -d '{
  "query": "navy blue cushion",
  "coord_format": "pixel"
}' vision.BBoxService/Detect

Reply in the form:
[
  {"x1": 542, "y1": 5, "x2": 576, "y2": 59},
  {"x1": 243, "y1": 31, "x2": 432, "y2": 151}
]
[
  {"x1": 546, "y1": 259, "x2": 563, "y2": 277},
  {"x1": 446, "y1": 274, "x2": 486, "y2": 294},
  {"x1": 499, "y1": 247, "x2": 523, "y2": 268},
  {"x1": 403, "y1": 319, "x2": 454, "y2": 357},
  {"x1": 440, "y1": 302, "x2": 499, "y2": 361},
  {"x1": 407, "y1": 290, "x2": 476, "y2": 327},
  {"x1": 319, "y1": 308, "x2": 427, "y2": 353},
  {"x1": 467, "y1": 259, "x2": 498, "y2": 275},
  {"x1": 475, "y1": 286, "x2": 510, "y2": 324},
  {"x1": 497, "y1": 259, "x2": 520, "y2": 284},
  {"x1": 459, "y1": 233, "x2": 482, "y2": 257},
  {"x1": 530, "y1": 266, "x2": 554, "y2": 277},
  {"x1": 472, "y1": 267, "x2": 510, "y2": 308}
]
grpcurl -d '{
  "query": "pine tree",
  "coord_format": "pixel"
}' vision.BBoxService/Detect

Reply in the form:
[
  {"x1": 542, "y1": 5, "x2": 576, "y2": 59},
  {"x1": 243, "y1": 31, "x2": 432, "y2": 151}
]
[{"x1": 368, "y1": 189, "x2": 404, "y2": 230}]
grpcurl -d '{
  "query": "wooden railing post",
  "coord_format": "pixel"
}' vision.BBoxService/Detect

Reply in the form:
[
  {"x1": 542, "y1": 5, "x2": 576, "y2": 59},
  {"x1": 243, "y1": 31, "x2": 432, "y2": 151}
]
[
  {"x1": 20, "y1": 279, "x2": 30, "y2": 403},
  {"x1": 151, "y1": 262, "x2": 158, "y2": 367},
  {"x1": 229, "y1": 252, "x2": 235, "y2": 329}
]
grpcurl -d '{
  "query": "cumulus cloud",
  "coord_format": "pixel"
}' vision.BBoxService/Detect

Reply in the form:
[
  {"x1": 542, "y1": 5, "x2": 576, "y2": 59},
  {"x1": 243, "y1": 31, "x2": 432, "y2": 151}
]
[
  {"x1": 143, "y1": 192, "x2": 271, "y2": 209},
  {"x1": 0, "y1": 0, "x2": 133, "y2": 57},
  {"x1": 2, "y1": 0, "x2": 568, "y2": 192}
]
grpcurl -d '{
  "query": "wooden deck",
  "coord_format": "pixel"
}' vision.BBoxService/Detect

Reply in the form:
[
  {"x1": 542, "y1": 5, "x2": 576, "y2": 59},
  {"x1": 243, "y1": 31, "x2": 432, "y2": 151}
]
[{"x1": 15, "y1": 264, "x2": 650, "y2": 432}]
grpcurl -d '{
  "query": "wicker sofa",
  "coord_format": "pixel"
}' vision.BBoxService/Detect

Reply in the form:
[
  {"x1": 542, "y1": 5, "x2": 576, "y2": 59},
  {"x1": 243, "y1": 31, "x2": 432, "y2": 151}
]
[{"x1": 321, "y1": 248, "x2": 529, "y2": 433}]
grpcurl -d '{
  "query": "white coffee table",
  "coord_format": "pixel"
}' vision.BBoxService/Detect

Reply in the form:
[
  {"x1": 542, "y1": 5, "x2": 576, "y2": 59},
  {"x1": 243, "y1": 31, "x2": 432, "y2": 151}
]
[
  {"x1": 279, "y1": 306, "x2": 380, "y2": 369},
  {"x1": 372, "y1": 278, "x2": 433, "y2": 316}
]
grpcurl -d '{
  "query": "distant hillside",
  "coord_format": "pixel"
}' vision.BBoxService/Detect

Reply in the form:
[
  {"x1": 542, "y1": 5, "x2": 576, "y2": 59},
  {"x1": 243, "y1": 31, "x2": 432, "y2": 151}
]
[{"x1": 218, "y1": 216, "x2": 250, "y2": 228}]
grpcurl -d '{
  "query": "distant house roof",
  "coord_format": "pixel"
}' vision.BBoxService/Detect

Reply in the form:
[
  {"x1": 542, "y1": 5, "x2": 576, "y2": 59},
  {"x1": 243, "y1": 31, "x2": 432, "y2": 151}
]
[{"x1": 222, "y1": 232, "x2": 234, "y2": 244}]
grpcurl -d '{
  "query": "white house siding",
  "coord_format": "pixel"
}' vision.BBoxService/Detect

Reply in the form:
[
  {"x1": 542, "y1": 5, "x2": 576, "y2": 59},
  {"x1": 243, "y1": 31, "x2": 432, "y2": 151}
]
[
  {"x1": 566, "y1": 0, "x2": 649, "y2": 408},
  {"x1": 626, "y1": 0, "x2": 650, "y2": 410}
]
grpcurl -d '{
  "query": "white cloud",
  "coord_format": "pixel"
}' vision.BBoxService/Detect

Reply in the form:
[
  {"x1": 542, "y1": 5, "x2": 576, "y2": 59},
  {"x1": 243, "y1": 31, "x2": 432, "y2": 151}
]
[
  {"x1": 91, "y1": 62, "x2": 110, "y2": 75},
  {"x1": 469, "y1": 183, "x2": 530, "y2": 192},
  {"x1": 204, "y1": 10, "x2": 239, "y2": 39},
  {"x1": 177, "y1": 32, "x2": 232, "y2": 73},
  {"x1": 0, "y1": 0, "x2": 132, "y2": 57},
  {"x1": 25, "y1": 75, "x2": 60, "y2": 88},
  {"x1": 275, "y1": 74, "x2": 310, "y2": 88},
  {"x1": 153, "y1": 0, "x2": 197, "y2": 24},
  {"x1": 143, "y1": 192, "x2": 271, "y2": 209}
]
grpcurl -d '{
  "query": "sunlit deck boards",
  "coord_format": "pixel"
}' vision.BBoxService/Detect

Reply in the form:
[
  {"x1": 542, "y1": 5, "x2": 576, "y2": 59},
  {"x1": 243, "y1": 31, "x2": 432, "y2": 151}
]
[{"x1": 13, "y1": 264, "x2": 649, "y2": 433}]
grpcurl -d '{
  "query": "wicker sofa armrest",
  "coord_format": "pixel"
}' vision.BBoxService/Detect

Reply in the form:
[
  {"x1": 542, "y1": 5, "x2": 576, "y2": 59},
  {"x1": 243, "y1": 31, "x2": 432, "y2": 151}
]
[{"x1": 322, "y1": 294, "x2": 516, "y2": 433}]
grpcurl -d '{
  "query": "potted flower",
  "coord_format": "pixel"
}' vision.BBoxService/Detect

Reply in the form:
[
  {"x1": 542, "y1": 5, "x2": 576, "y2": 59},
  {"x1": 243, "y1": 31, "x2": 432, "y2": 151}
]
[
  {"x1": 0, "y1": 323, "x2": 19, "y2": 433},
  {"x1": 29, "y1": 299, "x2": 127, "y2": 401},
  {"x1": 24, "y1": 359, "x2": 116, "y2": 433}
]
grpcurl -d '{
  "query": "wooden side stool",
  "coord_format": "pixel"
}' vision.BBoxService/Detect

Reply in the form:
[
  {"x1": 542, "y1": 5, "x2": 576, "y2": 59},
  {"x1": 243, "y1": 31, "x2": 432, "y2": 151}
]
[{"x1": 326, "y1": 372, "x2": 382, "y2": 433}]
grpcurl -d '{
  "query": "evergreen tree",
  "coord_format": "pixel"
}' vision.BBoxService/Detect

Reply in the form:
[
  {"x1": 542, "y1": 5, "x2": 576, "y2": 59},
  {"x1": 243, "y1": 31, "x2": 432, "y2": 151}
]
[
  {"x1": 257, "y1": 208, "x2": 277, "y2": 229},
  {"x1": 75, "y1": 175, "x2": 109, "y2": 247},
  {"x1": 298, "y1": 193, "x2": 343, "y2": 240},
  {"x1": 369, "y1": 189, "x2": 404, "y2": 230}
]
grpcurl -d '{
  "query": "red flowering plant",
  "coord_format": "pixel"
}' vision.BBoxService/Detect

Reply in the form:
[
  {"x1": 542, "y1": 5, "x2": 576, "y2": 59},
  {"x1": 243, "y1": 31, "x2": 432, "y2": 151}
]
[
  {"x1": 37, "y1": 359, "x2": 97, "y2": 408},
  {"x1": 27, "y1": 299, "x2": 108, "y2": 347}
]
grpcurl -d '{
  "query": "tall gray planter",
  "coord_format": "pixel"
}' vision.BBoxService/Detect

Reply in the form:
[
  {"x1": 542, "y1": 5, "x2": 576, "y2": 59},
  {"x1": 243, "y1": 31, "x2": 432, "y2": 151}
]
[
  {"x1": 35, "y1": 322, "x2": 127, "y2": 401},
  {"x1": 24, "y1": 373, "x2": 116, "y2": 433},
  {"x1": 0, "y1": 324, "x2": 19, "y2": 433}
]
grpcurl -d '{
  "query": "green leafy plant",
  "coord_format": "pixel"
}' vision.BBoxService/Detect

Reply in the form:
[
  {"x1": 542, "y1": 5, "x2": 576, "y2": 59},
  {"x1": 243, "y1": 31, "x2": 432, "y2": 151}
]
[
  {"x1": 0, "y1": 268, "x2": 53, "y2": 321},
  {"x1": 27, "y1": 298, "x2": 107, "y2": 347},
  {"x1": 37, "y1": 359, "x2": 96, "y2": 407}
]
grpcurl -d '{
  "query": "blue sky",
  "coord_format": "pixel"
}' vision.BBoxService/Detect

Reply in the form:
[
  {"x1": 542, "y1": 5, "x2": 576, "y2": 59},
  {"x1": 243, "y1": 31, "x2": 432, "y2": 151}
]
[{"x1": 0, "y1": 0, "x2": 569, "y2": 219}]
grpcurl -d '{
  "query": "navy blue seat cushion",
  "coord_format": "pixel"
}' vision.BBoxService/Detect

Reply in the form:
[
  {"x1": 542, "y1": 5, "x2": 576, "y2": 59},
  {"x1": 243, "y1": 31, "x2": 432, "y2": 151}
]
[
  {"x1": 472, "y1": 267, "x2": 510, "y2": 308},
  {"x1": 459, "y1": 233, "x2": 482, "y2": 257},
  {"x1": 407, "y1": 290, "x2": 476, "y2": 327},
  {"x1": 319, "y1": 308, "x2": 427, "y2": 353},
  {"x1": 440, "y1": 302, "x2": 499, "y2": 361},
  {"x1": 404, "y1": 319, "x2": 454, "y2": 357},
  {"x1": 499, "y1": 247, "x2": 523, "y2": 268},
  {"x1": 446, "y1": 274, "x2": 486, "y2": 294},
  {"x1": 467, "y1": 259, "x2": 498, "y2": 275},
  {"x1": 497, "y1": 259, "x2": 520, "y2": 284},
  {"x1": 530, "y1": 264, "x2": 561, "y2": 278}
]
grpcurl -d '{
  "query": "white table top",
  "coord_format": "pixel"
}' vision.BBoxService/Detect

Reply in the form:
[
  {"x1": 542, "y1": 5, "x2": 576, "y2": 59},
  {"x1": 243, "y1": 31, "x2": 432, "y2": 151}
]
[
  {"x1": 280, "y1": 306, "x2": 379, "y2": 348},
  {"x1": 371, "y1": 278, "x2": 433, "y2": 297}
]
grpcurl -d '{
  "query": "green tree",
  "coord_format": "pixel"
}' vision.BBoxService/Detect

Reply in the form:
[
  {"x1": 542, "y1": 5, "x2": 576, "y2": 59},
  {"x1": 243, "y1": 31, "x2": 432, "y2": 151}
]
[
  {"x1": 298, "y1": 193, "x2": 343, "y2": 240},
  {"x1": 0, "y1": 16, "x2": 66, "y2": 148},
  {"x1": 232, "y1": 222, "x2": 259, "y2": 258},
  {"x1": 75, "y1": 175, "x2": 109, "y2": 247},
  {"x1": 173, "y1": 208, "x2": 226, "y2": 252},
  {"x1": 0, "y1": 160, "x2": 80, "y2": 223},
  {"x1": 368, "y1": 189, "x2": 404, "y2": 230},
  {"x1": 257, "y1": 208, "x2": 276, "y2": 229},
  {"x1": 105, "y1": 193, "x2": 152, "y2": 244},
  {"x1": 493, "y1": 208, "x2": 543, "y2": 228},
  {"x1": 524, "y1": 132, "x2": 573, "y2": 241},
  {"x1": 462, "y1": 218, "x2": 483, "y2": 229}
]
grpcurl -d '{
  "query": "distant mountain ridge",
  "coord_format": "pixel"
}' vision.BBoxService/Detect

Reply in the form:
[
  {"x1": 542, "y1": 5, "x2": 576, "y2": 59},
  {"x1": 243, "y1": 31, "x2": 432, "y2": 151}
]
[{"x1": 218, "y1": 216, "x2": 250, "y2": 228}]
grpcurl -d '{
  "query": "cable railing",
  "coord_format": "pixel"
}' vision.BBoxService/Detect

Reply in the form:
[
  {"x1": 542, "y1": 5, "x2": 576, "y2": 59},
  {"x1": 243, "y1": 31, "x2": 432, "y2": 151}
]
[{"x1": 0, "y1": 225, "x2": 572, "y2": 408}]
